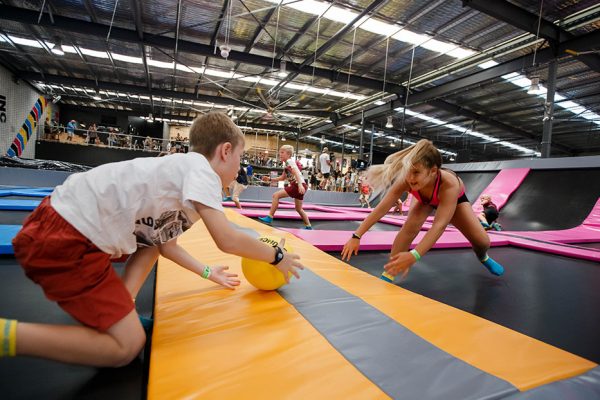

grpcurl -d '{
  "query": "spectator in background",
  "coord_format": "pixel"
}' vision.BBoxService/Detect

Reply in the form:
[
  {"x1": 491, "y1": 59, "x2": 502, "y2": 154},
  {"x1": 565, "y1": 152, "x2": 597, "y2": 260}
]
[
  {"x1": 144, "y1": 136, "x2": 152, "y2": 151},
  {"x1": 359, "y1": 180, "x2": 372, "y2": 208},
  {"x1": 229, "y1": 166, "x2": 249, "y2": 209},
  {"x1": 66, "y1": 120, "x2": 76, "y2": 142},
  {"x1": 319, "y1": 147, "x2": 331, "y2": 179},
  {"x1": 107, "y1": 129, "x2": 117, "y2": 147},
  {"x1": 87, "y1": 123, "x2": 98, "y2": 145}
]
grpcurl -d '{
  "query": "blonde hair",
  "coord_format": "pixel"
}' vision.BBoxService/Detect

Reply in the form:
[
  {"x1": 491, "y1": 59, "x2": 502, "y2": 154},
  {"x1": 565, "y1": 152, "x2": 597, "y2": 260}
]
[
  {"x1": 189, "y1": 112, "x2": 244, "y2": 157},
  {"x1": 367, "y1": 139, "x2": 442, "y2": 194},
  {"x1": 280, "y1": 144, "x2": 294, "y2": 155}
]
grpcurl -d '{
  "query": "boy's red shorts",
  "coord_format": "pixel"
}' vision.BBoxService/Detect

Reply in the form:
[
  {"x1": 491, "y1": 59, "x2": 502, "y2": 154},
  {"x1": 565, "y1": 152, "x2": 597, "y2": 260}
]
[
  {"x1": 12, "y1": 197, "x2": 134, "y2": 331},
  {"x1": 284, "y1": 182, "x2": 308, "y2": 200}
]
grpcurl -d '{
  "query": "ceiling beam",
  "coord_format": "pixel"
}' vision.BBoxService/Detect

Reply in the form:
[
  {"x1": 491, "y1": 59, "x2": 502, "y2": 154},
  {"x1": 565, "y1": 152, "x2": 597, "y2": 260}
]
[
  {"x1": 463, "y1": 0, "x2": 600, "y2": 74},
  {"x1": 0, "y1": 5, "x2": 403, "y2": 94},
  {"x1": 269, "y1": 0, "x2": 388, "y2": 94},
  {"x1": 20, "y1": 71, "x2": 331, "y2": 119},
  {"x1": 408, "y1": 29, "x2": 600, "y2": 105}
]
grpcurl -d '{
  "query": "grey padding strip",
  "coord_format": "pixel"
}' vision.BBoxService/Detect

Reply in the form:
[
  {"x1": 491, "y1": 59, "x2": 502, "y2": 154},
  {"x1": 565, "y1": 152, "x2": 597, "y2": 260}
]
[
  {"x1": 503, "y1": 366, "x2": 600, "y2": 399},
  {"x1": 279, "y1": 268, "x2": 517, "y2": 400}
]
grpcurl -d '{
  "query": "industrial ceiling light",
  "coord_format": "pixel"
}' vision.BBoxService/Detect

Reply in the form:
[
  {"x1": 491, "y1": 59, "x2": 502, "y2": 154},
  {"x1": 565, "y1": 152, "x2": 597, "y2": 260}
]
[
  {"x1": 51, "y1": 37, "x2": 64, "y2": 55},
  {"x1": 278, "y1": 60, "x2": 287, "y2": 77},
  {"x1": 219, "y1": 45, "x2": 231, "y2": 59},
  {"x1": 527, "y1": 75, "x2": 542, "y2": 95},
  {"x1": 385, "y1": 115, "x2": 393, "y2": 128}
]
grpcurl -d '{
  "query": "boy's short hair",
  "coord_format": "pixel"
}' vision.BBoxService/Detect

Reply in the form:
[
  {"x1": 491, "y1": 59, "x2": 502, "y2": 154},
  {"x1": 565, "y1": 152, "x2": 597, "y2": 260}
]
[
  {"x1": 189, "y1": 112, "x2": 244, "y2": 157},
  {"x1": 280, "y1": 144, "x2": 294, "y2": 155}
]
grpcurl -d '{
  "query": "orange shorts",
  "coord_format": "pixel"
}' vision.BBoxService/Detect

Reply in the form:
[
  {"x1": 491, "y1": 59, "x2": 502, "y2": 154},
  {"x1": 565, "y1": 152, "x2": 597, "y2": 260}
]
[{"x1": 12, "y1": 197, "x2": 134, "y2": 331}]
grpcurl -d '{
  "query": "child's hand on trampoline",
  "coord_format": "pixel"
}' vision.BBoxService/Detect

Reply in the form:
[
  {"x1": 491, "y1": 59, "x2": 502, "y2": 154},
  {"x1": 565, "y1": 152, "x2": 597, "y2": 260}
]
[
  {"x1": 341, "y1": 238, "x2": 360, "y2": 261},
  {"x1": 384, "y1": 252, "x2": 416, "y2": 280},
  {"x1": 209, "y1": 265, "x2": 241, "y2": 289}
]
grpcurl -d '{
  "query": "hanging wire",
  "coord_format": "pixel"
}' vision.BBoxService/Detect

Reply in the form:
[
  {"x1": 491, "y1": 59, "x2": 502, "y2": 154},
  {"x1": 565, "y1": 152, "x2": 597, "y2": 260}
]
[
  {"x1": 531, "y1": 0, "x2": 544, "y2": 67},
  {"x1": 37, "y1": 0, "x2": 47, "y2": 23},
  {"x1": 311, "y1": 17, "x2": 321, "y2": 86},
  {"x1": 106, "y1": 0, "x2": 119, "y2": 41},
  {"x1": 381, "y1": 36, "x2": 390, "y2": 97},
  {"x1": 225, "y1": 0, "x2": 233, "y2": 48},
  {"x1": 346, "y1": 27, "x2": 357, "y2": 95},
  {"x1": 400, "y1": 46, "x2": 416, "y2": 149},
  {"x1": 271, "y1": 4, "x2": 281, "y2": 71}
]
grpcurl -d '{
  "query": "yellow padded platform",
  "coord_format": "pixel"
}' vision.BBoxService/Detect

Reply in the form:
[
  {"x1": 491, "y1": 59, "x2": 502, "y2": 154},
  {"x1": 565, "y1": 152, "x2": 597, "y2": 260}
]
[{"x1": 148, "y1": 210, "x2": 596, "y2": 398}]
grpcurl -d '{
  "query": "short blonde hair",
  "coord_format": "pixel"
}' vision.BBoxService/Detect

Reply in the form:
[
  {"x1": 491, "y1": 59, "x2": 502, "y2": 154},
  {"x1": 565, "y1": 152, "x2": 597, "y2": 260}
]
[
  {"x1": 280, "y1": 144, "x2": 294, "y2": 155},
  {"x1": 189, "y1": 112, "x2": 244, "y2": 157}
]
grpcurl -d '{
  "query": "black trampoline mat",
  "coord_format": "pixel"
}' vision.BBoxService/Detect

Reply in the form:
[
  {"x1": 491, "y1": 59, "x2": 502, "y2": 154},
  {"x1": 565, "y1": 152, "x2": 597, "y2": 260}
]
[
  {"x1": 0, "y1": 211, "x2": 31, "y2": 225},
  {"x1": 456, "y1": 171, "x2": 497, "y2": 202},
  {"x1": 0, "y1": 258, "x2": 155, "y2": 400},
  {"x1": 331, "y1": 247, "x2": 600, "y2": 364},
  {"x1": 572, "y1": 242, "x2": 600, "y2": 250},
  {"x1": 498, "y1": 169, "x2": 600, "y2": 231},
  {"x1": 265, "y1": 218, "x2": 400, "y2": 231}
]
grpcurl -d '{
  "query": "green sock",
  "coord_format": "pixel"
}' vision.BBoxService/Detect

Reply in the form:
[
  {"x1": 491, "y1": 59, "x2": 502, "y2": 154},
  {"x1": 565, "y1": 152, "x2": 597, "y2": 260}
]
[{"x1": 0, "y1": 318, "x2": 17, "y2": 357}]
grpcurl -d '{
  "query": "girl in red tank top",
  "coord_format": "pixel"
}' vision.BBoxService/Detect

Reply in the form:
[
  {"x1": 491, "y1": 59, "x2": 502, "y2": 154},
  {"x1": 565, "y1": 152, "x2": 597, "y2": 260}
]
[{"x1": 341, "y1": 139, "x2": 504, "y2": 280}]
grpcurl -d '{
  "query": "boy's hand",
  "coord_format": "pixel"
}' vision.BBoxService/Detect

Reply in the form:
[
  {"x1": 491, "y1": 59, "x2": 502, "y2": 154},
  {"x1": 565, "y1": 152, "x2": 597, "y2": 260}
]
[
  {"x1": 208, "y1": 265, "x2": 241, "y2": 289},
  {"x1": 275, "y1": 238, "x2": 303, "y2": 283}
]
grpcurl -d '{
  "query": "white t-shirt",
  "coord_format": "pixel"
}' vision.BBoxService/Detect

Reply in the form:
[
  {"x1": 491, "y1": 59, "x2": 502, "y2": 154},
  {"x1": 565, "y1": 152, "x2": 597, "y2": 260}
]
[
  {"x1": 284, "y1": 159, "x2": 305, "y2": 184},
  {"x1": 51, "y1": 152, "x2": 223, "y2": 257},
  {"x1": 319, "y1": 152, "x2": 331, "y2": 174}
]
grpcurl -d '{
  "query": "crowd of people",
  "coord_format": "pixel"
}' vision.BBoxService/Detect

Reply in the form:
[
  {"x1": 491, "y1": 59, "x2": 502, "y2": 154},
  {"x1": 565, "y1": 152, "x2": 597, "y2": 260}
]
[{"x1": 40, "y1": 119, "x2": 191, "y2": 153}]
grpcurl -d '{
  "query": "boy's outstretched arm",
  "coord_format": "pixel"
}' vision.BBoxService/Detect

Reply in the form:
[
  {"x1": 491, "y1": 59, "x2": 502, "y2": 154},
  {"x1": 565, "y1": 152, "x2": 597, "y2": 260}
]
[
  {"x1": 196, "y1": 203, "x2": 304, "y2": 282},
  {"x1": 158, "y1": 239, "x2": 240, "y2": 289}
]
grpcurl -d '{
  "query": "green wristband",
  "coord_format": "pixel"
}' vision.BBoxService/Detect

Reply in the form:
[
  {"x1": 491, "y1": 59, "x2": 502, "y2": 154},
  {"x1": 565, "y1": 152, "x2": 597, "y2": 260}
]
[
  {"x1": 202, "y1": 266, "x2": 212, "y2": 279},
  {"x1": 410, "y1": 249, "x2": 421, "y2": 261}
]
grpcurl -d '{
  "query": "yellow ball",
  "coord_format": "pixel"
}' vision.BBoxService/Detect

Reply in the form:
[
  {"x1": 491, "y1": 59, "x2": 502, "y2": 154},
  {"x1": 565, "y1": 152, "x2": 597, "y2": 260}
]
[{"x1": 242, "y1": 236, "x2": 293, "y2": 290}]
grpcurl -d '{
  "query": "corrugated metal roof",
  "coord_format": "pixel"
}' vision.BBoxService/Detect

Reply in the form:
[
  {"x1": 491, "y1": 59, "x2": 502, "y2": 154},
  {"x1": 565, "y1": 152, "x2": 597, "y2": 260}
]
[{"x1": 0, "y1": 0, "x2": 598, "y2": 159}]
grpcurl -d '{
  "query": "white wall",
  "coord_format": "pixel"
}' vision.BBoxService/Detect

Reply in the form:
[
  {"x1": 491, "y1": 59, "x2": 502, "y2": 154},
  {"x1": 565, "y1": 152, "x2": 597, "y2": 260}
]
[{"x1": 0, "y1": 64, "x2": 47, "y2": 158}]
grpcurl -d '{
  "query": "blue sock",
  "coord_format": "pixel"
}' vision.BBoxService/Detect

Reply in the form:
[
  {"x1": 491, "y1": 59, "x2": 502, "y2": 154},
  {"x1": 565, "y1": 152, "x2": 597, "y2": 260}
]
[
  {"x1": 139, "y1": 315, "x2": 153, "y2": 332},
  {"x1": 480, "y1": 255, "x2": 504, "y2": 276}
]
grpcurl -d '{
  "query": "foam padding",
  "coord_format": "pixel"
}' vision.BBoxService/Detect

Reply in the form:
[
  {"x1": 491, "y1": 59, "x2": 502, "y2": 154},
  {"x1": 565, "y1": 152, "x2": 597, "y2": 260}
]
[
  {"x1": 0, "y1": 199, "x2": 40, "y2": 211},
  {"x1": 0, "y1": 225, "x2": 21, "y2": 254},
  {"x1": 148, "y1": 211, "x2": 596, "y2": 399}
]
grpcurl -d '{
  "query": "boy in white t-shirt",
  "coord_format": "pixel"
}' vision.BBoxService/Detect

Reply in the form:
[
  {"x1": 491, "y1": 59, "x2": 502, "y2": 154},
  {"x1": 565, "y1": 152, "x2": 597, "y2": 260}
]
[
  {"x1": 2, "y1": 113, "x2": 303, "y2": 367},
  {"x1": 259, "y1": 145, "x2": 312, "y2": 229}
]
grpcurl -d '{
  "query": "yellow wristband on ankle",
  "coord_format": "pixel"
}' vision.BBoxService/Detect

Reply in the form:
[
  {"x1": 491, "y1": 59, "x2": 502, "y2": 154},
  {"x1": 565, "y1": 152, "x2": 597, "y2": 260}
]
[{"x1": 1, "y1": 318, "x2": 17, "y2": 357}]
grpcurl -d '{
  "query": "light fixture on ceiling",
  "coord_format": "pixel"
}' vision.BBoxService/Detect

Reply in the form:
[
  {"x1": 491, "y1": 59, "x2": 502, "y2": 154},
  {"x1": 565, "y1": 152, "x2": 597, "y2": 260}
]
[
  {"x1": 527, "y1": 75, "x2": 542, "y2": 95},
  {"x1": 219, "y1": 45, "x2": 231, "y2": 59},
  {"x1": 92, "y1": 95, "x2": 101, "y2": 101},
  {"x1": 278, "y1": 60, "x2": 287, "y2": 77},
  {"x1": 51, "y1": 95, "x2": 61, "y2": 104},
  {"x1": 527, "y1": 0, "x2": 544, "y2": 96},
  {"x1": 385, "y1": 115, "x2": 393, "y2": 128},
  {"x1": 51, "y1": 37, "x2": 64, "y2": 56}
]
